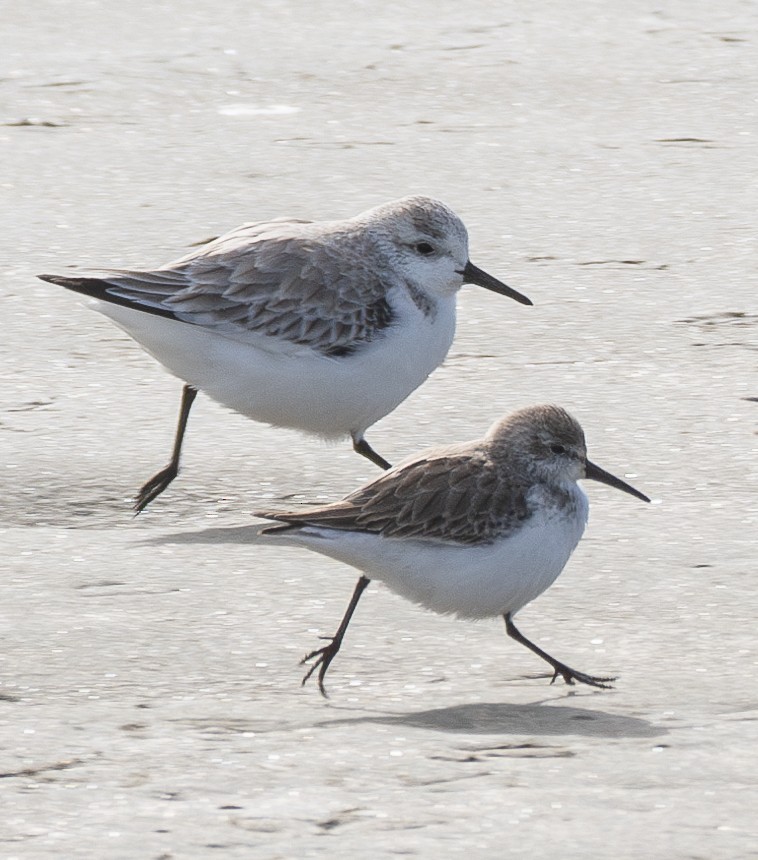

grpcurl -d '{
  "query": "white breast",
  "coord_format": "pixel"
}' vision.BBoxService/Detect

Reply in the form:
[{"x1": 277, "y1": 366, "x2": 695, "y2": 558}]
[
  {"x1": 92, "y1": 289, "x2": 456, "y2": 439},
  {"x1": 263, "y1": 485, "x2": 590, "y2": 620}
]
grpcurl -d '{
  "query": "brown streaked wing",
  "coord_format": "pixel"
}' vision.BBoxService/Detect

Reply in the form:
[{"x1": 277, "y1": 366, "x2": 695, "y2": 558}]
[{"x1": 256, "y1": 451, "x2": 534, "y2": 545}]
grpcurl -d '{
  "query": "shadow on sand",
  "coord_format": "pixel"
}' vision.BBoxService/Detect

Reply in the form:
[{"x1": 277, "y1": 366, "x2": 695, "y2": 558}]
[
  {"x1": 317, "y1": 700, "x2": 664, "y2": 739},
  {"x1": 141, "y1": 525, "x2": 264, "y2": 545},
  {"x1": 149, "y1": 526, "x2": 664, "y2": 741}
]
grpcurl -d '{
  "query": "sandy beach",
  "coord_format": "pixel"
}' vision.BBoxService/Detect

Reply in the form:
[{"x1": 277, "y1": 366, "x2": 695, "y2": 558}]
[{"x1": 1, "y1": 1, "x2": 757, "y2": 856}]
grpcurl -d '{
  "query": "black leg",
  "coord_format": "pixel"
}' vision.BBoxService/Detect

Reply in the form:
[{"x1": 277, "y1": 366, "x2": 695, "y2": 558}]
[
  {"x1": 134, "y1": 384, "x2": 198, "y2": 514},
  {"x1": 503, "y1": 613, "x2": 616, "y2": 690},
  {"x1": 352, "y1": 434, "x2": 392, "y2": 470},
  {"x1": 302, "y1": 575, "x2": 371, "y2": 697}
]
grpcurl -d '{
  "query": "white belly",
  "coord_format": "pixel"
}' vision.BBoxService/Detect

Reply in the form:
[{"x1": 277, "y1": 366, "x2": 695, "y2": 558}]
[
  {"x1": 264, "y1": 491, "x2": 590, "y2": 619},
  {"x1": 92, "y1": 292, "x2": 456, "y2": 438}
]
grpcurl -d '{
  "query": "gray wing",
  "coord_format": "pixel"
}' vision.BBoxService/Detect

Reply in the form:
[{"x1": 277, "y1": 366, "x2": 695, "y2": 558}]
[
  {"x1": 256, "y1": 447, "x2": 534, "y2": 545},
  {"x1": 39, "y1": 219, "x2": 395, "y2": 357}
]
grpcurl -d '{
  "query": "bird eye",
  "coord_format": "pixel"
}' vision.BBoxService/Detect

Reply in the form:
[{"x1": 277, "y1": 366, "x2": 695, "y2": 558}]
[
  {"x1": 415, "y1": 242, "x2": 435, "y2": 255},
  {"x1": 550, "y1": 444, "x2": 566, "y2": 455}
]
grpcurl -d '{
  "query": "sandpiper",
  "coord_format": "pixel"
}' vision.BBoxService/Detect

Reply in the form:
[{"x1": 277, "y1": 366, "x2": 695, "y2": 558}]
[
  {"x1": 40, "y1": 196, "x2": 531, "y2": 511},
  {"x1": 254, "y1": 404, "x2": 649, "y2": 696}
]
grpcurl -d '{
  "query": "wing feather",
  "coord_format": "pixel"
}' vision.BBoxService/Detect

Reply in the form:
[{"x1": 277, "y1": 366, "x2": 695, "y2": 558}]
[
  {"x1": 40, "y1": 218, "x2": 397, "y2": 356},
  {"x1": 256, "y1": 447, "x2": 534, "y2": 545}
]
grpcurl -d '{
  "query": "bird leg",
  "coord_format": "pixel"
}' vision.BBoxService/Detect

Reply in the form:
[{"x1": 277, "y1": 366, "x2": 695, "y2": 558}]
[
  {"x1": 503, "y1": 613, "x2": 616, "y2": 690},
  {"x1": 351, "y1": 434, "x2": 392, "y2": 470},
  {"x1": 301, "y1": 575, "x2": 371, "y2": 697},
  {"x1": 134, "y1": 384, "x2": 198, "y2": 513}
]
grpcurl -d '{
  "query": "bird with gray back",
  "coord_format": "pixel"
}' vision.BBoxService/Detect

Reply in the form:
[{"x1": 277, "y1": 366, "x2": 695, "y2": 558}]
[{"x1": 40, "y1": 196, "x2": 531, "y2": 511}]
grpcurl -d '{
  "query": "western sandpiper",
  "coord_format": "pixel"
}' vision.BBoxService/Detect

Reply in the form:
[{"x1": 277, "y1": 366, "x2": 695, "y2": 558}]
[
  {"x1": 40, "y1": 196, "x2": 531, "y2": 511},
  {"x1": 254, "y1": 404, "x2": 649, "y2": 696}
]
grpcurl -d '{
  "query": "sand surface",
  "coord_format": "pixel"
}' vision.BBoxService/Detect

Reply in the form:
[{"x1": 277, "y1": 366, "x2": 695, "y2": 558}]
[{"x1": 1, "y1": 1, "x2": 757, "y2": 857}]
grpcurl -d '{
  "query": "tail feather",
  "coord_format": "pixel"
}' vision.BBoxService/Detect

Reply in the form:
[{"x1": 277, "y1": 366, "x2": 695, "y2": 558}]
[
  {"x1": 253, "y1": 500, "x2": 365, "y2": 533},
  {"x1": 38, "y1": 273, "x2": 180, "y2": 321},
  {"x1": 259, "y1": 521, "x2": 304, "y2": 536}
]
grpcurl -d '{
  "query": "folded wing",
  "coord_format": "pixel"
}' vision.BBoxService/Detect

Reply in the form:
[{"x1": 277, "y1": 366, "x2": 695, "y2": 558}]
[
  {"x1": 39, "y1": 219, "x2": 395, "y2": 357},
  {"x1": 256, "y1": 446, "x2": 534, "y2": 545}
]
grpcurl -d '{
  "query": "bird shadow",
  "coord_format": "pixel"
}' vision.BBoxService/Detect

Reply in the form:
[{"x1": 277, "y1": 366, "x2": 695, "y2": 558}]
[
  {"x1": 317, "y1": 700, "x2": 664, "y2": 739},
  {"x1": 140, "y1": 525, "x2": 262, "y2": 545},
  {"x1": 145, "y1": 526, "x2": 663, "y2": 741}
]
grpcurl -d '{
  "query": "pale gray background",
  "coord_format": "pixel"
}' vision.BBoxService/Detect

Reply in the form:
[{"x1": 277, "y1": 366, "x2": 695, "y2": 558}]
[{"x1": 1, "y1": 1, "x2": 757, "y2": 857}]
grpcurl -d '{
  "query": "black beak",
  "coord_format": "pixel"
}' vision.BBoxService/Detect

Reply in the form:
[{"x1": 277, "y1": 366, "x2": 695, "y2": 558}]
[
  {"x1": 461, "y1": 261, "x2": 533, "y2": 306},
  {"x1": 584, "y1": 459, "x2": 650, "y2": 503}
]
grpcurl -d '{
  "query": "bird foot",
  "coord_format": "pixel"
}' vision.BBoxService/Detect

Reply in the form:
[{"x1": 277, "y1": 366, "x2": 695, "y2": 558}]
[
  {"x1": 300, "y1": 636, "x2": 342, "y2": 698},
  {"x1": 134, "y1": 463, "x2": 179, "y2": 514},
  {"x1": 549, "y1": 663, "x2": 617, "y2": 690}
]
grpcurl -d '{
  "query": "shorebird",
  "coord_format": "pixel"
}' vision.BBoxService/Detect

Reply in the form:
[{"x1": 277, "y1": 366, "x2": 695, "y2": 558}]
[
  {"x1": 254, "y1": 404, "x2": 649, "y2": 696},
  {"x1": 40, "y1": 196, "x2": 531, "y2": 511}
]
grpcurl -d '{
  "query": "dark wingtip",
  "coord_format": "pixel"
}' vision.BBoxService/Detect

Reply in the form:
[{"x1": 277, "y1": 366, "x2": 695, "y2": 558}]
[
  {"x1": 38, "y1": 273, "x2": 181, "y2": 321},
  {"x1": 257, "y1": 519, "x2": 302, "y2": 535},
  {"x1": 38, "y1": 273, "x2": 66, "y2": 285},
  {"x1": 37, "y1": 273, "x2": 112, "y2": 300}
]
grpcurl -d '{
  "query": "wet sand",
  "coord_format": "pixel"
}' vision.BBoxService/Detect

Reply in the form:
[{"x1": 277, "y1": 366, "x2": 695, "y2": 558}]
[{"x1": 1, "y1": 1, "x2": 757, "y2": 856}]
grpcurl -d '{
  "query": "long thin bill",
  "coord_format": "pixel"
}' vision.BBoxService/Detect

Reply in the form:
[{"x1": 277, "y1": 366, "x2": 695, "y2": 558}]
[
  {"x1": 585, "y1": 459, "x2": 650, "y2": 503},
  {"x1": 462, "y1": 261, "x2": 533, "y2": 306}
]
